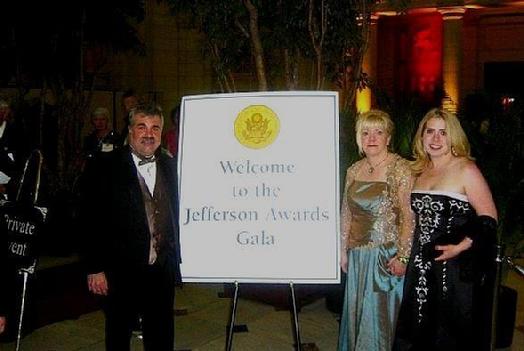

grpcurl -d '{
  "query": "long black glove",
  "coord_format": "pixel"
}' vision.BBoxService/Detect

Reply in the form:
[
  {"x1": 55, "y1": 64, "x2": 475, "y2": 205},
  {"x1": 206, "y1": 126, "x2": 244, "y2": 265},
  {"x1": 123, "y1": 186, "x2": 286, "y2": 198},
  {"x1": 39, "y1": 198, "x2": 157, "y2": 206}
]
[{"x1": 460, "y1": 215, "x2": 498, "y2": 282}]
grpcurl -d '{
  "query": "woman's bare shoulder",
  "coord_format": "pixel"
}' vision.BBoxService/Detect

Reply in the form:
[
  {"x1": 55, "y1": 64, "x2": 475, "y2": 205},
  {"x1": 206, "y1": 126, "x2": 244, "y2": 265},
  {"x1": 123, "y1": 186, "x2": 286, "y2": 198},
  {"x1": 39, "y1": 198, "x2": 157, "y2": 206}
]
[{"x1": 455, "y1": 157, "x2": 481, "y2": 177}]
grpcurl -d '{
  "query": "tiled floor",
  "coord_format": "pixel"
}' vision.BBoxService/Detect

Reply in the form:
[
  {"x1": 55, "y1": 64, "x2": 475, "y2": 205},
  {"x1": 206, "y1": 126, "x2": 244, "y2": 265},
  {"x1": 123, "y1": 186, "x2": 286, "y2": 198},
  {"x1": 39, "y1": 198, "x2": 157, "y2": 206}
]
[{"x1": 1, "y1": 272, "x2": 523, "y2": 350}]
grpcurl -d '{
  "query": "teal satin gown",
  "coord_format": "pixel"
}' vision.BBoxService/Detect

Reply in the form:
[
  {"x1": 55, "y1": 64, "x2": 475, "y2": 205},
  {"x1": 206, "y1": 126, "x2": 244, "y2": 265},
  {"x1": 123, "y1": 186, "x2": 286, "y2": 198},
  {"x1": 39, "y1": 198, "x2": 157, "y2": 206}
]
[{"x1": 338, "y1": 181, "x2": 404, "y2": 351}]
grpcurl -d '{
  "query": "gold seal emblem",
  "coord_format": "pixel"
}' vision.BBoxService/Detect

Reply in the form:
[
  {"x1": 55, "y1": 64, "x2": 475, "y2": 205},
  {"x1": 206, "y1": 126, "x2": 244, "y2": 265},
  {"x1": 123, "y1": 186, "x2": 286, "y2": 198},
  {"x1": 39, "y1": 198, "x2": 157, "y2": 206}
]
[{"x1": 234, "y1": 105, "x2": 280, "y2": 149}]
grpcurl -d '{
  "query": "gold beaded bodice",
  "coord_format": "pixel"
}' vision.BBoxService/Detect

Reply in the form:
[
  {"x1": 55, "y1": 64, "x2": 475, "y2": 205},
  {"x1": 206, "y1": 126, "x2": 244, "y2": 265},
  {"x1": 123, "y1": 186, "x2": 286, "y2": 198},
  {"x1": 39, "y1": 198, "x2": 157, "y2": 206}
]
[{"x1": 340, "y1": 154, "x2": 414, "y2": 258}]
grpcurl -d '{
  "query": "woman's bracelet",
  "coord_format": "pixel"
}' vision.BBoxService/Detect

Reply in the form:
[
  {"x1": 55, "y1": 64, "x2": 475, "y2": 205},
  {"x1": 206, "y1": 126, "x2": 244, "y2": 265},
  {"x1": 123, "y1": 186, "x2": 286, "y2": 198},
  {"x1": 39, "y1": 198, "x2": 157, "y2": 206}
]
[{"x1": 397, "y1": 256, "x2": 409, "y2": 264}]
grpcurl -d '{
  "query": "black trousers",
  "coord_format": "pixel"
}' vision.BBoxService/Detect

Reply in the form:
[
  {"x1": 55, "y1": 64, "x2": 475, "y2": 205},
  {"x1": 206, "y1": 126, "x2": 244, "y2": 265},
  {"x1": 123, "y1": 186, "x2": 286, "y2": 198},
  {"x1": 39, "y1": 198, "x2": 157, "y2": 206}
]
[{"x1": 104, "y1": 262, "x2": 175, "y2": 351}]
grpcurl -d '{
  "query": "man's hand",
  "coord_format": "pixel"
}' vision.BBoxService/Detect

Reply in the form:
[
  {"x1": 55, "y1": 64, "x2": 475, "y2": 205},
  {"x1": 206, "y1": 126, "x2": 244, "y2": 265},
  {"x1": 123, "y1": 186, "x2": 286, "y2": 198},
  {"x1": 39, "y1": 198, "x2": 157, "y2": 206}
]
[
  {"x1": 0, "y1": 316, "x2": 6, "y2": 334},
  {"x1": 88, "y1": 272, "x2": 108, "y2": 296}
]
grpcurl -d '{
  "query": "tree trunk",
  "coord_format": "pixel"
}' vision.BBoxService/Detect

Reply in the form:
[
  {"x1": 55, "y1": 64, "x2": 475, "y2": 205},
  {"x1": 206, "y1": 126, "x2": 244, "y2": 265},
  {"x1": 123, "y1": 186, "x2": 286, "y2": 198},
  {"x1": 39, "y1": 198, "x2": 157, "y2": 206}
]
[
  {"x1": 243, "y1": 0, "x2": 268, "y2": 91},
  {"x1": 38, "y1": 80, "x2": 48, "y2": 148},
  {"x1": 283, "y1": 49, "x2": 298, "y2": 90},
  {"x1": 308, "y1": 0, "x2": 327, "y2": 90},
  {"x1": 53, "y1": 8, "x2": 93, "y2": 194},
  {"x1": 345, "y1": 11, "x2": 370, "y2": 112},
  {"x1": 208, "y1": 41, "x2": 235, "y2": 93},
  {"x1": 338, "y1": 0, "x2": 373, "y2": 112}
]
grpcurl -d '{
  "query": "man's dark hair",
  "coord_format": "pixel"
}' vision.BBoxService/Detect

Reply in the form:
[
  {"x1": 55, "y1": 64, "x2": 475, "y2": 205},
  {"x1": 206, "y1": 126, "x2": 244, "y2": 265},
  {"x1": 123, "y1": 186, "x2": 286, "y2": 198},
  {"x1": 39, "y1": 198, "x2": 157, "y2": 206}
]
[
  {"x1": 122, "y1": 89, "x2": 136, "y2": 100},
  {"x1": 129, "y1": 103, "x2": 164, "y2": 126},
  {"x1": 170, "y1": 104, "x2": 180, "y2": 124}
]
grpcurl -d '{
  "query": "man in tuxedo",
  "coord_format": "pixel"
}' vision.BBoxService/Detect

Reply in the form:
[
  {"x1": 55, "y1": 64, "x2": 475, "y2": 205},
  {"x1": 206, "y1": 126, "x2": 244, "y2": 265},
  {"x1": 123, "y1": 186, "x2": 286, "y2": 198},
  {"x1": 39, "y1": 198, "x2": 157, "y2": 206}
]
[
  {"x1": 0, "y1": 213, "x2": 7, "y2": 335},
  {"x1": 83, "y1": 103, "x2": 181, "y2": 351},
  {"x1": 0, "y1": 100, "x2": 19, "y2": 199},
  {"x1": 118, "y1": 89, "x2": 140, "y2": 146}
]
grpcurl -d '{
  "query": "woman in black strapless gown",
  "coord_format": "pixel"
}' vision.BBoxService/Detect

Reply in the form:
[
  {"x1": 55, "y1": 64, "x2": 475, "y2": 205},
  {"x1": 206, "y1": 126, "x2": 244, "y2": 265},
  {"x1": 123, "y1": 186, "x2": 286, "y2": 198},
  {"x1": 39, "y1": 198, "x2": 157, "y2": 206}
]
[{"x1": 393, "y1": 109, "x2": 498, "y2": 351}]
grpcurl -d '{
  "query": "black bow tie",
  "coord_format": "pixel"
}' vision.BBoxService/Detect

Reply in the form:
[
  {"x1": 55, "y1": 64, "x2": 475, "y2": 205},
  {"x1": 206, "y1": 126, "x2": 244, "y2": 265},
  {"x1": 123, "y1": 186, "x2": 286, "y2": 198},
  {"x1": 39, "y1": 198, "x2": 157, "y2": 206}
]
[{"x1": 138, "y1": 156, "x2": 156, "y2": 166}]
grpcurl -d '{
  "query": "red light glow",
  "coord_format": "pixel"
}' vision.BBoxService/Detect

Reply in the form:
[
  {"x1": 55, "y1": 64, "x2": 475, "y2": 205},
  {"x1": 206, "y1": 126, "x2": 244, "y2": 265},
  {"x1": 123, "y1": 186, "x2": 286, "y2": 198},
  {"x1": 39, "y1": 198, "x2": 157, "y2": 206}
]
[
  {"x1": 405, "y1": 12, "x2": 443, "y2": 100},
  {"x1": 377, "y1": 12, "x2": 444, "y2": 104}
]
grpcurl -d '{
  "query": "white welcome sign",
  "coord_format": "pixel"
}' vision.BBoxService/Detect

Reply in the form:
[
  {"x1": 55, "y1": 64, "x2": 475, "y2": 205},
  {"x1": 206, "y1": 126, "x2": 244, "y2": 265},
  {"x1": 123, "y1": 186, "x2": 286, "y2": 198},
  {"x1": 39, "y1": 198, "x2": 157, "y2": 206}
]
[{"x1": 178, "y1": 91, "x2": 340, "y2": 284}]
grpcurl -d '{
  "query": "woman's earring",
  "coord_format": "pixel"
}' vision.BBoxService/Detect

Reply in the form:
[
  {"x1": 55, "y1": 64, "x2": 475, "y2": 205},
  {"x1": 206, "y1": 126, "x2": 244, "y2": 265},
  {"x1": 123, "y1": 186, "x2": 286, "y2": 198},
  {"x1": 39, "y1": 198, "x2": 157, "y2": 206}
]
[{"x1": 451, "y1": 146, "x2": 458, "y2": 157}]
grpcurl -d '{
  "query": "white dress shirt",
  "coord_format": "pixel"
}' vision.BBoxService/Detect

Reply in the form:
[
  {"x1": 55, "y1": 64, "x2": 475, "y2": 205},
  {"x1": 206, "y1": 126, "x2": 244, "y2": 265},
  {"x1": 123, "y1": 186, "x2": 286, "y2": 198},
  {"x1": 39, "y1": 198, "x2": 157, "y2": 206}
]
[{"x1": 131, "y1": 153, "x2": 157, "y2": 195}]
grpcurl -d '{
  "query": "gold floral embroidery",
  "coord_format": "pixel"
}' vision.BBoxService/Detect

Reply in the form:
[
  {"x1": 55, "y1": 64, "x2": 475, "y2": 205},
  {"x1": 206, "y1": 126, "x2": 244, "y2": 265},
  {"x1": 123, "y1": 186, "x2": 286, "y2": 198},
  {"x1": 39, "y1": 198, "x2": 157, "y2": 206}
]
[{"x1": 340, "y1": 154, "x2": 415, "y2": 257}]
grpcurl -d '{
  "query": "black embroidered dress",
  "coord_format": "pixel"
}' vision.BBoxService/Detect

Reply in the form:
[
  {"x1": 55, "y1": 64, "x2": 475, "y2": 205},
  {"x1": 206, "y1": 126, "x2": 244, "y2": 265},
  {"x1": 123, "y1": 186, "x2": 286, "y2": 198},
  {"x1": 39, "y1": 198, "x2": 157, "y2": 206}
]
[{"x1": 393, "y1": 191, "x2": 492, "y2": 351}]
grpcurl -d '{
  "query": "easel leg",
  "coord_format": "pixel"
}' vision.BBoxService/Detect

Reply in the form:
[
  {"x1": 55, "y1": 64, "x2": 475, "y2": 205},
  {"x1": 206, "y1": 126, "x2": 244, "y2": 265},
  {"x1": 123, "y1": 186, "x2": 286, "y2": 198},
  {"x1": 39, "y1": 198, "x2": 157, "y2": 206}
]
[
  {"x1": 289, "y1": 282, "x2": 302, "y2": 351},
  {"x1": 226, "y1": 281, "x2": 240, "y2": 351},
  {"x1": 492, "y1": 244, "x2": 503, "y2": 351},
  {"x1": 16, "y1": 270, "x2": 30, "y2": 351}
]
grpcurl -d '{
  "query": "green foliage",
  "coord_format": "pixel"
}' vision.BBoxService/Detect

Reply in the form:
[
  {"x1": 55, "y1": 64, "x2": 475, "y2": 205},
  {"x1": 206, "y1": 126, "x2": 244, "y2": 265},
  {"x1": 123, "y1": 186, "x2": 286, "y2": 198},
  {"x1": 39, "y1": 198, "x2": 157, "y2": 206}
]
[
  {"x1": 373, "y1": 90, "x2": 430, "y2": 159},
  {"x1": 171, "y1": 1, "x2": 248, "y2": 67},
  {"x1": 166, "y1": 0, "x2": 373, "y2": 91},
  {"x1": 386, "y1": 0, "x2": 413, "y2": 14},
  {"x1": 339, "y1": 109, "x2": 360, "y2": 167},
  {"x1": 323, "y1": 2, "x2": 368, "y2": 76},
  {"x1": 338, "y1": 90, "x2": 423, "y2": 172},
  {"x1": 460, "y1": 94, "x2": 524, "y2": 257},
  {"x1": 261, "y1": 1, "x2": 310, "y2": 54},
  {"x1": 338, "y1": 109, "x2": 359, "y2": 197}
]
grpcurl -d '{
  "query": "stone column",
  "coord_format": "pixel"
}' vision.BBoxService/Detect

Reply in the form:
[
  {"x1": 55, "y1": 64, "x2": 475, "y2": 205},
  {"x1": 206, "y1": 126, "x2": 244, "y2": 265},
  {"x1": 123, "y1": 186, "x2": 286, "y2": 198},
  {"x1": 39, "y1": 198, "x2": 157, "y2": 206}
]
[{"x1": 439, "y1": 7, "x2": 466, "y2": 113}]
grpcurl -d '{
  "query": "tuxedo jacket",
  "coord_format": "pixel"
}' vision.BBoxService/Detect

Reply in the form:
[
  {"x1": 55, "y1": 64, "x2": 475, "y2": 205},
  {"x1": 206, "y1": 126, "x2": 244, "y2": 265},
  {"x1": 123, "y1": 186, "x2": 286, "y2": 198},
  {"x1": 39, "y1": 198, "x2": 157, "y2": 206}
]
[
  {"x1": 82, "y1": 146, "x2": 181, "y2": 283},
  {"x1": 0, "y1": 123, "x2": 20, "y2": 180},
  {"x1": 0, "y1": 214, "x2": 7, "y2": 316}
]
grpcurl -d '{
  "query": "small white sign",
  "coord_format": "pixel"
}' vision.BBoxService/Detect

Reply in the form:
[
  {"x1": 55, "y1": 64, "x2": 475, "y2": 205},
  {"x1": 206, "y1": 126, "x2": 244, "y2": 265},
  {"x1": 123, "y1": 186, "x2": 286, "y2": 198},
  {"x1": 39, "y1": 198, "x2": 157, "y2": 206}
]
[{"x1": 178, "y1": 91, "x2": 340, "y2": 284}]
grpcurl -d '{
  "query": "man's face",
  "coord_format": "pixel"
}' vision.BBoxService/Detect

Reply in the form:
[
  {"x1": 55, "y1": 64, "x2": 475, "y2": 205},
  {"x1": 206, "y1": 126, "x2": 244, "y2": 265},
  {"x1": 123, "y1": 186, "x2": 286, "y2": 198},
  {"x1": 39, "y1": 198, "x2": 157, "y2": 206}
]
[
  {"x1": 0, "y1": 106, "x2": 10, "y2": 123},
  {"x1": 128, "y1": 113, "x2": 163, "y2": 157},
  {"x1": 92, "y1": 115, "x2": 108, "y2": 132},
  {"x1": 123, "y1": 96, "x2": 139, "y2": 113}
]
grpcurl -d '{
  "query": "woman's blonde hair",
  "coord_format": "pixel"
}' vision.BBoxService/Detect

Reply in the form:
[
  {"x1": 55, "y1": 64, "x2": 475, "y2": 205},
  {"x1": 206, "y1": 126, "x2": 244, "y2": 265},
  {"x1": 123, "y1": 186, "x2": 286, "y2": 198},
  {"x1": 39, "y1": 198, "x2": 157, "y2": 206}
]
[
  {"x1": 355, "y1": 109, "x2": 394, "y2": 155},
  {"x1": 412, "y1": 108, "x2": 472, "y2": 173},
  {"x1": 91, "y1": 107, "x2": 110, "y2": 120}
]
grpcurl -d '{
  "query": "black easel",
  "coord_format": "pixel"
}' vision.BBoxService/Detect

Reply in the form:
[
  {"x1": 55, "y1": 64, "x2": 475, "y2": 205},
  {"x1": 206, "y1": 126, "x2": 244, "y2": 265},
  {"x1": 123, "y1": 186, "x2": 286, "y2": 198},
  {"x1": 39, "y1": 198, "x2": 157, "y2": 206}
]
[
  {"x1": 492, "y1": 244, "x2": 524, "y2": 350},
  {"x1": 15, "y1": 265, "x2": 35, "y2": 351},
  {"x1": 225, "y1": 282, "x2": 304, "y2": 351},
  {"x1": 10, "y1": 150, "x2": 45, "y2": 351}
]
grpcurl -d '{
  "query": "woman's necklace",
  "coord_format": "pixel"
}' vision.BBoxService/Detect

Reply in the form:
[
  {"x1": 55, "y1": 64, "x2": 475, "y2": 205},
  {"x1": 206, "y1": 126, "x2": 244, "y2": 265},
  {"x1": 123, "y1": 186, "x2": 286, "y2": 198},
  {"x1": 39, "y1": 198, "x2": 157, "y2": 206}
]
[{"x1": 365, "y1": 153, "x2": 389, "y2": 174}]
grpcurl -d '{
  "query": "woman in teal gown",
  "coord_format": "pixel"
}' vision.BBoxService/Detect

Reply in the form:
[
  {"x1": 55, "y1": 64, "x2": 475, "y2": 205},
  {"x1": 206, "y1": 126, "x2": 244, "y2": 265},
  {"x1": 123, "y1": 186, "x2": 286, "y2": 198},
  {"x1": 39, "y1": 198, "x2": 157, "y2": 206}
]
[{"x1": 338, "y1": 110, "x2": 414, "y2": 351}]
